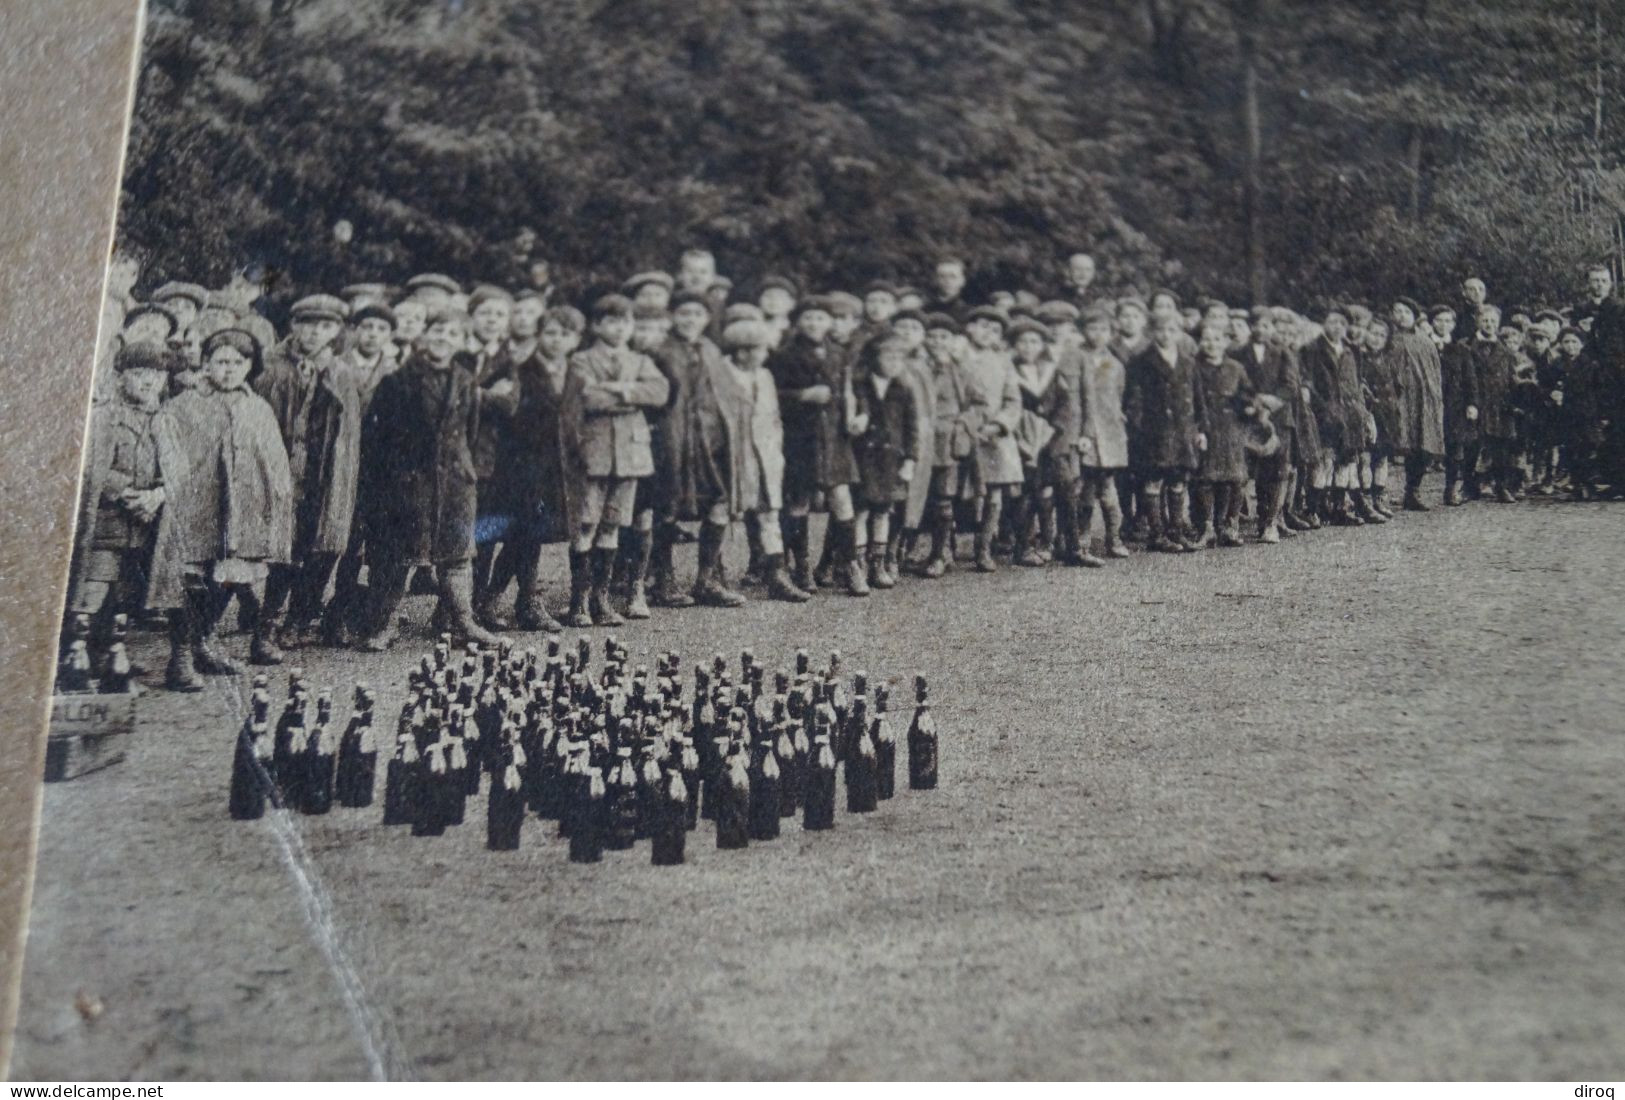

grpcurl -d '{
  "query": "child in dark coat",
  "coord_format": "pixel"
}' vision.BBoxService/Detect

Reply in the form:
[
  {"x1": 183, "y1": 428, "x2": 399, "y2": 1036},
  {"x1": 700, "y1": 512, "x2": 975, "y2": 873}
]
[{"x1": 850, "y1": 337, "x2": 921, "y2": 591}]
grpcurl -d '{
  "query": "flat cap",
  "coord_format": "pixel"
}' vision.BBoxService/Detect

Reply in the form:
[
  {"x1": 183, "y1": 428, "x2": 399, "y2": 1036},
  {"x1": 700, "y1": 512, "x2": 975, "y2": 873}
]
[
  {"x1": 623, "y1": 270, "x2": 675, "y2": 295},
  {"x1": 924, "y1": 312, "x2": 961, "y2": 334},
  {"x1": 966, "y1": 305, "x2": 1009, "y2": 326},
  {"x1": 405, "y1": 273, "x2": 462, "y2": 296},
  {"x1": 757, "y1": 274, "x2": 799, "y2": 298},
  {"x1": 1035, "y1": 301, "x2": 1081, "y2": 324},
  {"x1": 122, "y1": 302, "x2": 178, "y2": 338},
  {"x1": 151, "y1": 281, "x2": 209, "y2": 307},
  {"x1": 720, "y1": 319, "x2": 773, "y2": 351},
  {"x1": 351, "y1": 302, "x2": 398, "y2": 328},
  {"x1": 1007, "y1": 317, "x2": 1050, "y2": 342},
  {"x1": 827, "y1": 292, "x2": 863, "y2": 317},
  {"x1": 290, "y1": 294, "x2": 348, "y2": 324},
  {"x1": 114, "y1": 340, "x2": 179, "y2": 374}
]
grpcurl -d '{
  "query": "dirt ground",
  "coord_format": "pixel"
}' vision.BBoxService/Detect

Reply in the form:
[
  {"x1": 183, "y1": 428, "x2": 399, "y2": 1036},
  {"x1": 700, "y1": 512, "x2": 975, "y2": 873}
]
[{"x1": 11, "y1": 491, "x2": 1625, "y2": 1080}]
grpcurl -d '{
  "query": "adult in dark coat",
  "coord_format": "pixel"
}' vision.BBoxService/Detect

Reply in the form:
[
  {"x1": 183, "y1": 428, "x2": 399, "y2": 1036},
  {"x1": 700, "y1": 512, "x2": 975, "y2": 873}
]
[
  {"x1": 1556, "y1": 328, "x2": 1608, "y2": 496},
  {"x1": 1123, "y1": 315, "x2": 1206, "y2": 552},
  {"x1": 1464, "y1": 305, "x2": 1520, "y2": 502},
  {"x1": 1571, "y1": 266, "x2": 1625, "y2": 486},
  {"x1": 356, "y1": 312, "x2": 497, "y2": 651},
  {"x1": 252, "y1": 297, "x2": 363, "y2": 655}
]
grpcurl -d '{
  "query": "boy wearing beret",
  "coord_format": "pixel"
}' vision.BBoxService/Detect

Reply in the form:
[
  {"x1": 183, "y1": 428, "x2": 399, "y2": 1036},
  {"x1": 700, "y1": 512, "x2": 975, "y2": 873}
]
[
  {"x1": 252, "y1": 294, "x2": 362, "y2": 661},
  {"x1": 560, "y1": 295, "x2": 671, "y2": 626}
]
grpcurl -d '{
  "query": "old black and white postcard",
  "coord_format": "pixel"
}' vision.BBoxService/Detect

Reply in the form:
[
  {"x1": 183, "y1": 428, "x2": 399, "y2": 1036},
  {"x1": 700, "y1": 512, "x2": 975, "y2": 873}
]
[{"x1": 11, "y1": 0, "x2": 1625, "y2": 1083}]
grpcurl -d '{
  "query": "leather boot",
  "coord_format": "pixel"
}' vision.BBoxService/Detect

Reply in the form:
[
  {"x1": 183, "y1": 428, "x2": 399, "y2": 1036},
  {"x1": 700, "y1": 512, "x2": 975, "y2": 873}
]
[
  {"x1": 869, "y1": 544, "x2": 895, "y2": 589},
  {"x1": 649, "y1": 528, "x2": 695, "y2": 608},
  {"x1": 566, "y1": 549, "x2": 593, "y2": 628},
  {"x1": 441, "y1": 562, "x2": 500, "y2": 647},
  {"x1": 974, "y1": 502, "x2": 999, "y2": 572},
  {"x1": 513, "y1": 542, "x2": 563, "y2": 632},
  {"x1": 923, "y1": 507, "x2": 952, "y2": 578},
  {"x1": 1354, "y1": 490, "x2": 1386, "y2": 523},
  {"x1": 845, "y1": 547, "x2": 872, "y2": 596},
  {"x1": 1443, "y1": 481, "x2": 1462, "y2": 506},
  {"x1": 193, "y1": 587, "x2": 241, "y2": 675},
  {"x1": 589, "y1": 547, "x2": 626, "y2": 626},
  {"x1": 622, "y1": 528, "x2": 653, "y2": 619},
  {"x1": 692, "y1": 523, "x2": 745, "y2": 608},
  {"x1": 165, "y1": 608, "x2": 204, "y2": 693},
  {"x1": 788, "y1": 517, "x2": 819, "y2": 593},
  {"x1": 764, "y1": 553, "x2": 811, "y2": 602}
]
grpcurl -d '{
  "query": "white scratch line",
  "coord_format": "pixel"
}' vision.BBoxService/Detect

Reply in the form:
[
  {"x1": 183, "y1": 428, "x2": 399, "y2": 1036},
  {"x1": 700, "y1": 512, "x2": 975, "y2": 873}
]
[{"x1": 218, "y1": 677, "x2": 407, "y2": 1081}]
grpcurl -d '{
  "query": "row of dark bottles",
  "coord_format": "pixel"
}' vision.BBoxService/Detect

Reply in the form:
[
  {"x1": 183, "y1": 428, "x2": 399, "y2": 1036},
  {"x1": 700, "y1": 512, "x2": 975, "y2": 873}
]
[
  {"x1": 56, "y1": 612, "x2": 136, "y2": 695},
  {"x1": 231, "y1": 635, "x2": 939, "y2": 866}
]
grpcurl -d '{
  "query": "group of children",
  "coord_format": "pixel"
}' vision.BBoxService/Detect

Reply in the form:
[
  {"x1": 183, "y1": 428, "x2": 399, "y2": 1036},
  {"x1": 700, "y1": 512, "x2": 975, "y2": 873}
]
[{"x1": 69, "y1": 249, "x2": 1625, "y2": 692}]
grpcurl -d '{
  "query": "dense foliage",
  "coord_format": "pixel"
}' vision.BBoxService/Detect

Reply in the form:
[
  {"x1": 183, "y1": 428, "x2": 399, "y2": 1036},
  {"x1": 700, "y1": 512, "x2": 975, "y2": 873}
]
[{"x1": 119, "y1": 0, "x2": 1625, "y2": 312}]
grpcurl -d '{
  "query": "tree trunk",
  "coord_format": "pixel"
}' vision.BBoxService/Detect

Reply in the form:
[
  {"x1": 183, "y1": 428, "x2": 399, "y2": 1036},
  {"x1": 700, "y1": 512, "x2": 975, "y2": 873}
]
[
  {"x1": 1405, "y1": 125, "x2": 1423, "y2": 223},
  {"x1": 1238, "y1": 15, "x2": 1266, "y2": 305}
]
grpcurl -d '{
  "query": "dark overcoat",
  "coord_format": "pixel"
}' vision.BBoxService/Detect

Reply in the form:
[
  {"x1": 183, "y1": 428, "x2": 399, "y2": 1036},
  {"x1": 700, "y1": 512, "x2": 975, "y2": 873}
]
[
  {"x1": 1439, "y1": 341, "x2": 1478, "y2": 450},
  {"x1": 1123, "y1": 342, "x2": 1204, "y2": 473},
  {"x1": 1016, "y1": 353, "x2": 1082, "y2": 485},
  {"x1": 769, "y1": 332, "x2": 857, "y2": 495},
  {"x1": 1361, "y1": 344, "x2": 1406, "y2": 449},
  {"x1": 491, "y1": 349, "x2": 570, "y2": 541},
  {"x1": 254, "y1": 338, "x2": 362, "y2": 556},
  {"x1": 1299, "y1": 335, "x2": 1367, "y2": 460},
  {"x1": 1195, "y1": 355, "x2": 1254, "y2": 483},
  {"x1": 1240, "y1": 342, "x2": 1297, "y2": 433},
  {"x1": 1561, "y1": 350, "x2": 1610, "y2": 447},
  {"x1": 648, "y1": 335, "x2": 737, "y2": 522},
  {"x1": 1467, "y1": 337, "x2": 1518, "y2": 442},
  {"x1": 360, "y1": 353, "x2": 481, "y2": 566},
  {"x1": 852, "y1": 375, "x2": 921, "y2": 505},
  {"x1": 146, "y1": 383, "x2": 293, "y2": 609},
  {"x1": 1389, "y1": 331, "x2": 1445, "y2": 457},
  {"x1": 468, "y1": 341, "x2": 521, "y2": 485}
]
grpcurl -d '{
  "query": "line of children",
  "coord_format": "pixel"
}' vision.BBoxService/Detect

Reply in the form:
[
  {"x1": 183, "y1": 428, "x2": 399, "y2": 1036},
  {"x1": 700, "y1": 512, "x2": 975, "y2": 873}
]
[{"x1": 70, "y1": 254, "x2": 1625, "y2": 691}]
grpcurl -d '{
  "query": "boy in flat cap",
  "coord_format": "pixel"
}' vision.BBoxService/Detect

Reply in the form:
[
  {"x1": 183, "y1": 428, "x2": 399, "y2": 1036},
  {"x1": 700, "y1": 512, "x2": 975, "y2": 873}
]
[
  {"x1": 483, "y1": 305, "x2": 582, "y2": 631},
  {"x1": 67, "y1": 342, "x2": 184, "y2": 685},
  {"x1": 771, "y1": 295, "x2": 859, "y2": 593},
  {"x1": 717, "y1": 320, "x2": 807, "y2": 601},
  {"x1": 1388, "y1": 298, "x2": 1444, "y2": 511},
  {"x1": 624, "y1": 271, "x2": 675, "y2": 313},
  {"x1": 324, "y1": 300, "x2": 400, "y2": 643},
  {"x1": 1076, "y1": 305, "x2": 1130, "y2": 558},
  {"x1": 919, "y1": 312, "x2": 977, "y2": 576},
  {"x1": 252, "y1": 293, "x2": 362, "y2": 661},
  {"x1": 757, "y1": 276, "x2": 799, "y2": 350},
  {"x1": 961, "y1": 306, "x2": 1025, "y2": 570},
  {"x1": 850, "y1": 336, "x2": 922, "y2": 591},
  {"x1": 1191, "y1": 321, "x2": 1256, "y2": 547},
  {"x1": 150, "y1": 282, "x2": 208, "y2": 337},
  {"x1": 1466, "y1": 303, "x2": 1521, "y2": 503},
  {"x1": 404, "y1": 273, "x2": 462, "y2": 310},
  {"x1": 1434, "y1": 303, "x2": 1476, "y2": 505},
  {"x1": 559, "y1": 294, "x2": 670, "y2": 626},
  {"x1": 886, "y1": 309, "x2": 939, "y2": 577},
  {"x1": 643, "y1": 291, "x2": 742, "y2": 608},
  {"x1": 356, "y1": 309, "x2": 496, "y2": 651},
  {"x1": 1008, "y1": 317, "x2": 1086, "y2": 565},
  {"x1": 464, "y1": 285, "x2": 523, "y2": 622},
  {"x1": 1236, "y1": 306, "x2": 1296, "y2": 540},
  {"x1": 1123, "y1": 312, "x2": 1206, "y2": 552},
  {"x1": 1300, "y1": 303, "x2": 1374, "y2": 524}
]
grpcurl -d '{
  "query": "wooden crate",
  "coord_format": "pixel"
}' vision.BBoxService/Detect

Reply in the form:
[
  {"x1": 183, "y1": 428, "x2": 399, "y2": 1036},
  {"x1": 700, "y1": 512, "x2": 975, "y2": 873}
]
[{"x1": 45, "y1": 692, "x2": 137, "y2": 781}]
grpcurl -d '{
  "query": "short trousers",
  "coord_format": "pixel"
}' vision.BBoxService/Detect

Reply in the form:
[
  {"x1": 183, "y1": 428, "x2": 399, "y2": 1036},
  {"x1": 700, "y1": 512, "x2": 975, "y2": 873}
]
[{"x1": 578, "y1": 476, "x2": 638, "y2": 531}]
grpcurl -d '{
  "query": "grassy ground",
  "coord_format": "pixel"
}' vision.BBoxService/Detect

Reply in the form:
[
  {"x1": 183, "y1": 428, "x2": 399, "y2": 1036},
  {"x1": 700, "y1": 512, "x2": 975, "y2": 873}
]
[{"x1": 13, "y1": 490, "x2": 1625, "y2": 1080}]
